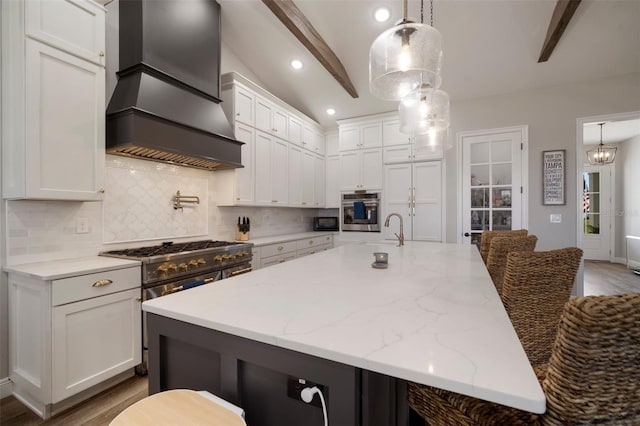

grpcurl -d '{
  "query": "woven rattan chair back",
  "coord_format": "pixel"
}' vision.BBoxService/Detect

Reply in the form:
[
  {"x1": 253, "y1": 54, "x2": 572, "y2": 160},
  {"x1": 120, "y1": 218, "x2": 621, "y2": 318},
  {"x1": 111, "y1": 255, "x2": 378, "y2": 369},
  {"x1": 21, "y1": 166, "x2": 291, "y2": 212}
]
[
  {"x1": 542, "y1": 293, "x2": 640, "y2": 425},
  {"x1": 501, "y1": 247, "x2": 582, "y2": 368},
  {"x1": 479, "y1": 229, "x2": 528, "y2": 264},
  {"x1": 486, "y1": 235, "x2": 538, "y2": 295}
]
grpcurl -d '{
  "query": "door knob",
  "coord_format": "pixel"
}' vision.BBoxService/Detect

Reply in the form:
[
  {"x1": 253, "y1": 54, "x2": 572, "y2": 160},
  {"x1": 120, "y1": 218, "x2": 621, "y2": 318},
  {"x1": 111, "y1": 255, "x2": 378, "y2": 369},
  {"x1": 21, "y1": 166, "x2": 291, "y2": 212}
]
[{"x1": 464, "y1": 232, "x2": 470, "y2": 237}]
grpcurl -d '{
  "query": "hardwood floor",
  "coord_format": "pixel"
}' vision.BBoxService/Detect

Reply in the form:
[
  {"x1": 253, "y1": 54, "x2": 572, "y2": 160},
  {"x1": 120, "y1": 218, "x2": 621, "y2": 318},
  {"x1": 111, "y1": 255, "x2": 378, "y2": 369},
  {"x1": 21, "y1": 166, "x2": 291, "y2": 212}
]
[
  {"x1": 0, "y1": 375, "x2": 148, "y2": 426},
  {"x1": 583, "y1": 260, "x2": 640, "y2": 296}
]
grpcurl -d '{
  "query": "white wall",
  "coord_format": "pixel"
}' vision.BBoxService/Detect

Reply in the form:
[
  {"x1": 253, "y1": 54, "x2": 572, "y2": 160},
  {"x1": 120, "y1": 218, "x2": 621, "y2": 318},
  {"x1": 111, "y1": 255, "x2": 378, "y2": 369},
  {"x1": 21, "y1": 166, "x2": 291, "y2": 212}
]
[{"x1": 444, "y1": 72, "x2": 640, "y2": 250}]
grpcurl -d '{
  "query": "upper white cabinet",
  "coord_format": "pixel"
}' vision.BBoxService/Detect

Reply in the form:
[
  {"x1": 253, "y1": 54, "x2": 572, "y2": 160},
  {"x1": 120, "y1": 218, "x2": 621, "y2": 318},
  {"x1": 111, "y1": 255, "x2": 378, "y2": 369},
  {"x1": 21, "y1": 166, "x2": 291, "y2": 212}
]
[
  {"x1": 255, "y1": 95, "x2": 289, "y2": 140},
  {"x1": 25, "y1": 0, "x2": 106, "y2": 66},
  {"x1": 2, "y1": 0, "x2": 106, "y2": 201},
  {"x1": 339, "y1": 149, "x2": 383, "y2": 190},
  {"x1": 383, "y1": 119, "x2": 443, "y2": 163},
  {"x1": 339, "y1": 122, "x2": 383, "y2": 151},
  {"x1": 219, "y1": 72, "x2": 326, "y2": 208}
]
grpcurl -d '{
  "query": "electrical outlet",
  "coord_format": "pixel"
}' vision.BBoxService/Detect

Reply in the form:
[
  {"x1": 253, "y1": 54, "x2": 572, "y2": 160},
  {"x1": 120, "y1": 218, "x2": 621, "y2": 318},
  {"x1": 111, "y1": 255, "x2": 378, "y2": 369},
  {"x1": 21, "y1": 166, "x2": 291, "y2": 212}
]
[
  {"x1": 287, "y1": 377, "x2": 326, "y2": 408},
  {"x1": 550, "y1": 214, "x2": 562, "y2": 223},
  {"x1": 76, "y1": 217, "x2": 89, "y2": 234}
]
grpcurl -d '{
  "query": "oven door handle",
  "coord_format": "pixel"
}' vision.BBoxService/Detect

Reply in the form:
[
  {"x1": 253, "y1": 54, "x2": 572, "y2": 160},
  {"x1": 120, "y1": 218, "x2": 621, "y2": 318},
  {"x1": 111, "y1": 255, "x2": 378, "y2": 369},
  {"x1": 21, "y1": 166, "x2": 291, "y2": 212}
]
[
  {"x1": 229, "y1": 267, "x2": 252, "y2": 277},
  {"x1": 161, "y1": 277, "x2": 214, "y2": 296}
]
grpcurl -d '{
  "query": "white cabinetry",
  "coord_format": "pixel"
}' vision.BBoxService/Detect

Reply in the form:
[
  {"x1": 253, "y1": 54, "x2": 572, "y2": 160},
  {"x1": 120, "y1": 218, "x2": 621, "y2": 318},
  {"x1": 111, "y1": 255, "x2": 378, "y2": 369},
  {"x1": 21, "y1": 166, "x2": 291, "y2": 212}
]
[
  {"x1": 314, "y1": 154, "x2": 326, "y2": 207},
  {"x1": 383, "y1": 119, "x2": 443, "y2": 163},
  {"x1": 255, "y1": 95, "x2": 288, "y2": 139},
  {"x1": 8, "y1": 260, "x2": 141, "y2": 419},
  {"x1": 339, "y1": 122, "x2": 383, "y2": 151},
  {"x1": 253, "y1": 234, "x2": 334, "y2": 270},
  {"x1": 219, "y1": 72, "x2": 326, "y2": 208},
  {"x1": 384, "y1": 161, "x2": 443, "y2": 242},
  {"x1": 325, "y1": 155, "x2": 340, "y2": 208},
  {"x1": 339, "y1": 149, "x2": 383, "y2": 190},
  {"x1": 255, "y1": 130, "x2": 289, "y2": 206},
  {"x1": 2, "y1": 0, "x2": 106, "y2": 200}
]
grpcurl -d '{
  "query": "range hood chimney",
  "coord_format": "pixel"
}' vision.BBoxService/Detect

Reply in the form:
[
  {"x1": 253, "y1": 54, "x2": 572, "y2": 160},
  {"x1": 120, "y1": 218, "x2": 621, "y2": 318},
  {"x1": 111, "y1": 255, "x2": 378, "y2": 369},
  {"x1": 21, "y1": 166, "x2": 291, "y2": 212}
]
[{"x1": 106, "y1": 0, "x2": 242, "y2": 171}]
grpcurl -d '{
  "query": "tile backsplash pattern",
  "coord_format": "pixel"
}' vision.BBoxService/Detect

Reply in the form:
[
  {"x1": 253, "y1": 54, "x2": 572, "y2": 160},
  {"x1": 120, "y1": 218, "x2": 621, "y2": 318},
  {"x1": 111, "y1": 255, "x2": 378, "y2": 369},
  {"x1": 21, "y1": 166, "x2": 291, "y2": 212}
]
[
  {"x1": 5, "y1": 155, "x2": 320, "y2": 265},
  {"x1": 104, "y1": 157, "x2": 208, "y2": 243}
]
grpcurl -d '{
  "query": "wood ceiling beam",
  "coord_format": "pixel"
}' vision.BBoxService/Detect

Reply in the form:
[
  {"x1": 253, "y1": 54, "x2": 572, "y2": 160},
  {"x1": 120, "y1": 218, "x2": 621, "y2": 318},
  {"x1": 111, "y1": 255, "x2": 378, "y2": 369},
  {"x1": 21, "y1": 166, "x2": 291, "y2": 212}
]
[
  {"x1": 262, "y1": 0, "x2": 359, "y2": 98},
  {"x1": 538, "y1": 0, "x2": 582, "y2": 63}
]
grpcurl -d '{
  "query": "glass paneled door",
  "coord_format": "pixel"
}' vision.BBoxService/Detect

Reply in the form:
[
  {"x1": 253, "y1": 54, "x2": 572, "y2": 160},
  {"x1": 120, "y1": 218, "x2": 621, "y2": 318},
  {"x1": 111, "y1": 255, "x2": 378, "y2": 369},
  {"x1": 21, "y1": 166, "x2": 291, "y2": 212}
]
[
  {"x1": 582, "y1": 165, "x2": 612, "y2": 260},
  {"x1": 461, "y1": 127, "x2": 527, "y2": 246}
]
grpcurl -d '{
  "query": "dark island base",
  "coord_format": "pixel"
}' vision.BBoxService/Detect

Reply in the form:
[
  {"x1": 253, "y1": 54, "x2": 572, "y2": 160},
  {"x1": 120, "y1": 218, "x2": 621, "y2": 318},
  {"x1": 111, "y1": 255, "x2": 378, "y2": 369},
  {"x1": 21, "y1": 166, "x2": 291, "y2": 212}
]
[{"x1": 147, "y1": 313, "x2": 409, "y2": 426}]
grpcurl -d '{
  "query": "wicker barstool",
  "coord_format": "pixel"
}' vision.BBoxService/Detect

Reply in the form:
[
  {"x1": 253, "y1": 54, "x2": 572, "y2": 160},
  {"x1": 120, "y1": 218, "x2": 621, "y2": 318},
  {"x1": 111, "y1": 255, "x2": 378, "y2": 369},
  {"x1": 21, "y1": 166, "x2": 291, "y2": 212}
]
[
  {"x1": 479, "y1": 229, "x2": 528, "y2": 264},
  {"x1": 501, "y1": 247, "x2": 582, "y2": 368},
  {"x1": 485, "y1": 235, "x2": 538, "y2": 295},
  {"x1": 409, "y1": 292, "x2": 640, "y2": 425}
]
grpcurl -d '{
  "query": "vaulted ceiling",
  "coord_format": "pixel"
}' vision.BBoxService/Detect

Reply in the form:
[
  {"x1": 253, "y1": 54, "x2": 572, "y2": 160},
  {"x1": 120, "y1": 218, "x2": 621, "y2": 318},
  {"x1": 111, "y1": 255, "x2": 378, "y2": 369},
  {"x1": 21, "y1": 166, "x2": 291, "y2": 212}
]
[{"x1": 219, "y1": 0, "x2": 640, "y2": 130}]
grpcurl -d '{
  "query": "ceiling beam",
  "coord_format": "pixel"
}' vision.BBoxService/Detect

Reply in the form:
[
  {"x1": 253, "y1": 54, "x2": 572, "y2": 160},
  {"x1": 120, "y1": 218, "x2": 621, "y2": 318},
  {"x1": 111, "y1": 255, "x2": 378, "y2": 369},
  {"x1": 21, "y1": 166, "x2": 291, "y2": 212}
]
[
  {"x1": 538, "y1": 0, "x2": 582, "y2": 63},
  {"x1": 262, "y1": 0, "x2": 359, "y2": 98}
]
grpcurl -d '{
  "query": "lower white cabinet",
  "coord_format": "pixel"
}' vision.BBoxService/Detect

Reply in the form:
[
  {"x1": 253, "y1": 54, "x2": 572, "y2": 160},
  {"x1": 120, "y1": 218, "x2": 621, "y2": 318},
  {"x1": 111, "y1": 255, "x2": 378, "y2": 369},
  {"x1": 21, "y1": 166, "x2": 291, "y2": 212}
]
[
  {"x1": 8, "y1": 262, "x2": 141, "y2": 419},
  {"x1": 252, "y1": 234, "x2": 334, "y2": 270}
]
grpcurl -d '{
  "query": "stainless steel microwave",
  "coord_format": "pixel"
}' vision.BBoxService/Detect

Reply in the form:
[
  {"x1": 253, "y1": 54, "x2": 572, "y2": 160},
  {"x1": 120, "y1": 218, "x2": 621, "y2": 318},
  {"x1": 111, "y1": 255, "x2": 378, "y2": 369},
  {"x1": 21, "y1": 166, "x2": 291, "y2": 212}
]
[{"x1": 313, "y1": 217, "x2": 339, "y2": 231}]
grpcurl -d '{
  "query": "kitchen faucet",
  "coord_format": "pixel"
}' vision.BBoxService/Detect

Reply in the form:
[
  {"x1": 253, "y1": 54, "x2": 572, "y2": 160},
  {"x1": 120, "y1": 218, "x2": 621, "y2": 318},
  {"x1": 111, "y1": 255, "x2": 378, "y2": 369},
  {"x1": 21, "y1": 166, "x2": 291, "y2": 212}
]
[{"x1": 384, "y1": 213, "x2": 404, "y2": 246}]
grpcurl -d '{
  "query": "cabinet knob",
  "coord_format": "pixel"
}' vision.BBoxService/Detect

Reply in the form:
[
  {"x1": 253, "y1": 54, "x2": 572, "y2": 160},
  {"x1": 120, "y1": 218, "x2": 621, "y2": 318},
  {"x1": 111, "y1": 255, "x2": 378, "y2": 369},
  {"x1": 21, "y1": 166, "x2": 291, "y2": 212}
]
[
  {"x1": 136, "y1": 297, "x2": 142, "y2": 302},
  {"x1": 99, "y1": 188, "x2": 105, "y2": 193},
  {"x1": 236, "y1": 112, "x2": 241, "y2": 116},
  {"x1": 99, "y1": 51, "x2": 105, "y2": 57},
  {"x1": 277, "y1": 246, "x2": 284, "y2": 251}
]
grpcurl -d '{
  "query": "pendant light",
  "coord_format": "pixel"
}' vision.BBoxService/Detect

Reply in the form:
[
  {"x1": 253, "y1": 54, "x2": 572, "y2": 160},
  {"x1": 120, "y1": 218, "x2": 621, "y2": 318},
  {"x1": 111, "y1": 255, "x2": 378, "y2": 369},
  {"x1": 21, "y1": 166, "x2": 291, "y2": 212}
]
[
  {"x1": 586, "y1": 123, "x2": 617, "y2": 165},
  {"x1": 398, "y1": 0, "x2": 450, "y2": 142},
  {"x1": 369, "y1": 0, "x2": 443, "y2": 101}
]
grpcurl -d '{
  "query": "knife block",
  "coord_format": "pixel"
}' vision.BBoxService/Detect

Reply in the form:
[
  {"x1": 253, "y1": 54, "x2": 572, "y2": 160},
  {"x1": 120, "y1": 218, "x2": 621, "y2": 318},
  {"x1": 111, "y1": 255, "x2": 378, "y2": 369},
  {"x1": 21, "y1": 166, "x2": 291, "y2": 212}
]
[{"x1": 236, "y1": 231, "x2": 250, "y2": 241}]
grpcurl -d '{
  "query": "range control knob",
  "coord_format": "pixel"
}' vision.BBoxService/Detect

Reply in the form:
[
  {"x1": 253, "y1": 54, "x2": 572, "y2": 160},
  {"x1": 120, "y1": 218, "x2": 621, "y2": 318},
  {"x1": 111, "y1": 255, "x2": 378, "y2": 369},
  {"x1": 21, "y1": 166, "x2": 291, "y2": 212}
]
[
  {"x1": 178, "y1": 263, "x2": 188, "y2": 272},
  {"x1": 197, "y1": 258, "x2": 206, "y2": 266},
  {"x1": 167, "y1": 263, "x2": 178, "y2": 274},
  {"x1": 214, "y1": 255, "x2": 223, "y2": 262},
  {"x1": 157, "y1": 265, "x2": 168, "y2": 278},
  {"x1": 188, "y1": 260, "x2": 198, "y2": 269}
]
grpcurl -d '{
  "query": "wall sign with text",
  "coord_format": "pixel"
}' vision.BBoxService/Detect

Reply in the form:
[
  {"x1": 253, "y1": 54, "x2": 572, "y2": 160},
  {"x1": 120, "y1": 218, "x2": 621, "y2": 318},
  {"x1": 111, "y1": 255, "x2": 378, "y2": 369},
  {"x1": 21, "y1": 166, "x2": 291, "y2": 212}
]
[{"x1": 543, "y1": 150, "x2": 565, "y2": 205}]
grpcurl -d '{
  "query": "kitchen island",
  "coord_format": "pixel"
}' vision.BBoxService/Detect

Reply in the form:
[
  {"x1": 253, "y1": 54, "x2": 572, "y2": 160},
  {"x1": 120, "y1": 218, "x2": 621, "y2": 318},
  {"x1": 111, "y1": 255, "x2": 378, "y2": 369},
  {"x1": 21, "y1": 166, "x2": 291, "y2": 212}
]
[{"x1": 143, "y1": 242, "x2": 544, "y2": 425}]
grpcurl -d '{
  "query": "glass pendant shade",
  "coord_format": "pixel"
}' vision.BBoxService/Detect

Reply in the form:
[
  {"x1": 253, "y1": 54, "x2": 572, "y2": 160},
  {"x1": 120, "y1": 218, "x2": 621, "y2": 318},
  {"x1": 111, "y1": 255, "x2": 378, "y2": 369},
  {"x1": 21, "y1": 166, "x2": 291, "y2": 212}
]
[
  {"x1": 369, "y1": 21, "x2": 443, "y2": 101},
  {"x1": 586, "y1": 143, "x2": 617, "y2": 164},
  {"x1": 586, "y1": 123, "x2": 617, "y2": 165},
  {"x1": 398, "y1": 85, "x2": 450, "y2": 135}
]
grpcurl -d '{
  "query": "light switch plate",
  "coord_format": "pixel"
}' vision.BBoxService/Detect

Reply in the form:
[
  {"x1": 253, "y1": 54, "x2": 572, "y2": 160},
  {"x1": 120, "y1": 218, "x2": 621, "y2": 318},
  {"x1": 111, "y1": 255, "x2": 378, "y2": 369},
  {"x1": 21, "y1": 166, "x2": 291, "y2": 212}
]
[
  {"x1": 550, "y1": 214, "x2": 562, "y2": 223},
  {"x1": 76, "y1": 217, "x2": 89, "y2": 234}
]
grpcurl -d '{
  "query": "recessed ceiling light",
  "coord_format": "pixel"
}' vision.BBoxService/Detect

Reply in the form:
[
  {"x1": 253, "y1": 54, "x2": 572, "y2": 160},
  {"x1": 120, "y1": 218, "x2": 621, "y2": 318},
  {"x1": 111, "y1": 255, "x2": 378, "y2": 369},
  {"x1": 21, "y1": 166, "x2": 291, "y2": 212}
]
[
  {"x1": 326, "y1": 108, "x2": 336, "y2": 116},
  {"x1": 374, "y1": 7, "x2": 390, "y2": 23},
  {"x1": 290, "y1": 59, "x2": 303, "y2": 70}
]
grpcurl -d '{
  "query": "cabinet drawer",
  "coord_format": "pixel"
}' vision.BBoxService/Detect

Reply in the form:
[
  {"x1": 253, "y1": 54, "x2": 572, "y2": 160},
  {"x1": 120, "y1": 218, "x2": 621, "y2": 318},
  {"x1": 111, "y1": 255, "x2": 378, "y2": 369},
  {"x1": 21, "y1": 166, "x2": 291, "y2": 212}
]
[
  {"x1": 260, "y1": 253, "x2": 297, "y2": 268},
  {"x1": 297, "y1": 243, "x2": 331, "y2": 258},
  {"x1": 296, "y1": 235, "x2": 332, "y2": 250},
  {"x1": 260, "y1": 241, "x2": 298, "y2": 258},
  {"x1": 52, "y1": 266, "x2": 140, "y2": 306}
]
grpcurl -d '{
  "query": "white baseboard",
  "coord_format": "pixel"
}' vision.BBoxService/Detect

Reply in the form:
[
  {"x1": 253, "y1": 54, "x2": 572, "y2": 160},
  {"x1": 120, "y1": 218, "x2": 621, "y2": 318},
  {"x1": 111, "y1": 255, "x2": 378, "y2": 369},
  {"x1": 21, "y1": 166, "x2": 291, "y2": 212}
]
[
  {"x1": 0, "y1": 377, "x2": 13, "y2": 399},
  {"x1": 612, "y1": 256, "x2": 626, "y2": 265}
]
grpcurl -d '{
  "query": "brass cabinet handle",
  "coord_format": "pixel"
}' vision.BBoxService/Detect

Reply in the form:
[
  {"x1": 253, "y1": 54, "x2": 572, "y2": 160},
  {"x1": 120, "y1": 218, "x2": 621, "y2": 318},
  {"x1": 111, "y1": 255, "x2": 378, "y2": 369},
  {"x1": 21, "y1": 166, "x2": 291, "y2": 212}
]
[
  {"x1": 93, "y1": 279, "x2": 113, "y2": 287},
  {"x1": 99, "y1": 188, "x2": 105, "y2": 193},
  {"x1": 99, "y1": 51, "x2": 105, "y2": 57},
  {"x1": 136, "y1": 297, "x2": 142, "y2": 302}
]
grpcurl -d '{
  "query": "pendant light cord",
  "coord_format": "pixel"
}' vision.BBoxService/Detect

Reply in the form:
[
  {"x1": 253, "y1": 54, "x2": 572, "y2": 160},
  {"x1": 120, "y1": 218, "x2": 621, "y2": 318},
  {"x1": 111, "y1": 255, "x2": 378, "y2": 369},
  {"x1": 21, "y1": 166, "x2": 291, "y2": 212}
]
[{"x1": 404, "y1": 0, "x2": 408, "y2": 20}]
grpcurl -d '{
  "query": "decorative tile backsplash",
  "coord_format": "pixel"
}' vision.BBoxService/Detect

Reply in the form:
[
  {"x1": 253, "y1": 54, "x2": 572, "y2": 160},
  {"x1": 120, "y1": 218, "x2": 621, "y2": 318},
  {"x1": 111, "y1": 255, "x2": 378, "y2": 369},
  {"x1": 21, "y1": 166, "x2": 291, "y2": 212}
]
[
  {"x1": 103, "y1": 157, "x2": 209, "y2": 243},
  {"x1": 5, "y1": 155, "x2": 320, "y2": 265}
]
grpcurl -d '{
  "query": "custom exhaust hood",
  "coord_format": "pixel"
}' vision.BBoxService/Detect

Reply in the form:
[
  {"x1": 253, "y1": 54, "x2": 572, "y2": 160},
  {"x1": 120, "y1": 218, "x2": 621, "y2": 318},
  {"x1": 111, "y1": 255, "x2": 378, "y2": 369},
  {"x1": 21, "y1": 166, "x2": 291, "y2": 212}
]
[{"x1": 106, "y1": 0, "x2": 242, "y2": 171}]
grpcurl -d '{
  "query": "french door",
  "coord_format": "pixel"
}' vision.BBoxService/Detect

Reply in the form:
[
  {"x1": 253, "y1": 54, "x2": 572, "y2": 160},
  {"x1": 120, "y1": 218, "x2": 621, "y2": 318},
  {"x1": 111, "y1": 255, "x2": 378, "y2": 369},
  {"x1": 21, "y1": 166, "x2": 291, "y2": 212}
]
[
  {"x1": 582, "y1": 165, "x2": 613, "y2": 260},
  {"x1": 460, "y1": 126, "x2": 528, "y2": 245}
]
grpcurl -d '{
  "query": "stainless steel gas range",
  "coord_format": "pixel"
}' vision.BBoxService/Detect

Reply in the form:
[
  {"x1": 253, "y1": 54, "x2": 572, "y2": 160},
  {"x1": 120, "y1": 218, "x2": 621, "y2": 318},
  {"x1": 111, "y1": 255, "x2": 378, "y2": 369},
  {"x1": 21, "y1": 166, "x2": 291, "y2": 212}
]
[{"x1": 100, "y1": 239, "x2": 253, "y2": 373}]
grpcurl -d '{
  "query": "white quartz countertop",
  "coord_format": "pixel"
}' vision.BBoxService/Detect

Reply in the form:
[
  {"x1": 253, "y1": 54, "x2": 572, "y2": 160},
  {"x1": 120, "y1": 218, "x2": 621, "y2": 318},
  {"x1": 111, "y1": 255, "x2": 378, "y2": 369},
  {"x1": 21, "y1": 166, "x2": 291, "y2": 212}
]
[
  {"x1": 244, "y1": 232, "x2": 337, "y2": 247},
  {"x1": 143, "y1": 242, "x2": 545, "y2": 413},
  {"x1": 4, "y1": 256, "x2": 141, "y2": 280}
]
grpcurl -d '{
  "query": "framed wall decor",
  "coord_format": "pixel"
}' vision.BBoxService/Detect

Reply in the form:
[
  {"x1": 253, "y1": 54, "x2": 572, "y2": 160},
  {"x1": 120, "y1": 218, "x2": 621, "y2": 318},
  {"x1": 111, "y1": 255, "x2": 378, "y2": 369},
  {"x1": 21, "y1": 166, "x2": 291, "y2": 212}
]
[{"x1": 543, "y1": 150, "x2": 565, "y2": 205}]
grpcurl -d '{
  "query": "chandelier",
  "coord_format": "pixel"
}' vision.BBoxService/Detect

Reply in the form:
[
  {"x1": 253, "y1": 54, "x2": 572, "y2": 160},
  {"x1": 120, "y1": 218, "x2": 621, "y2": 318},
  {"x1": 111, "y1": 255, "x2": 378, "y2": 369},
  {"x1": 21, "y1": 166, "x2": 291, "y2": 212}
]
[
  {"x1": 369, "y1": 0, "x2": 443, "y2": 101},
  {"x1": 586, "y1": 122, "x2": 617, "y2": 165}
]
